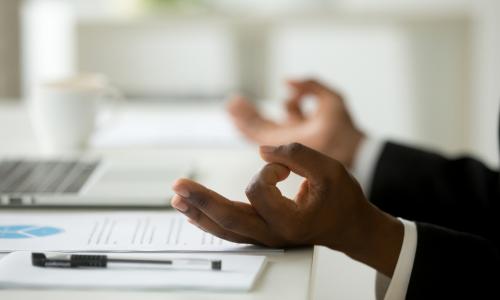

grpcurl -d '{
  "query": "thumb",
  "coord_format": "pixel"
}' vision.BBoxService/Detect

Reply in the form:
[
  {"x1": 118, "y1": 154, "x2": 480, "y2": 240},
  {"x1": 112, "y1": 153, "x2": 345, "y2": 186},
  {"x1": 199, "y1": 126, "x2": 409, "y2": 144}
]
[{"x1": 259, "y1": 143, "x2": 337, "y2": 183}]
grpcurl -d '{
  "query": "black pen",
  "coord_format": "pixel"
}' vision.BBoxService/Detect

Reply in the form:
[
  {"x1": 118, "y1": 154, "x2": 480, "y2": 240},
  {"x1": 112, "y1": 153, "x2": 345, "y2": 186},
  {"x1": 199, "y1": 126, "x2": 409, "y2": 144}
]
[{"x1": 31, "y1": 252, "x2": 222, "y2": 271}]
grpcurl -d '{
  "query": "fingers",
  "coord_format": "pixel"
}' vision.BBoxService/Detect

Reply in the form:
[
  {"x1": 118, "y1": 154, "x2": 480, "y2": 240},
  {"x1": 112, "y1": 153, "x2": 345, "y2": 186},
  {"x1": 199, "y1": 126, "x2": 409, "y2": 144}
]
[
  {"x1": 171, "y1": 178, "x2": 276, "y2": 245},
  {"x1": 226, "y1": 95, "x2": 260, "y2": 121},
  {"x1": 245, "y1": 163, "x2": 298, "y2": 222},
  {"x1": 286, "y1": 79, "x2": 343, "y2": 113},
  {"x1": 171, "y1": 194, "x2": 258, "y2": 245},
  {"x1": 259, "y1": 143, "x2": 339, "y2": 183},
  {"x1": 226, "y1": 95, "x2": 278, "y2": 142}
]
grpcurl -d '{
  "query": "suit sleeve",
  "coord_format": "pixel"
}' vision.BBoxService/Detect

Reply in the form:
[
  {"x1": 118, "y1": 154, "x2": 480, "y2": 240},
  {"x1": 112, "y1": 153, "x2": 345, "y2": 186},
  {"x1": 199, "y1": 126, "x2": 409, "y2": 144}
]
[
  {"x1": 369, "y1": 142, "x2": 499, "y2": 242},
  {"x1": 369, "y1": 142, "x2": 500, "y2": 298},
  {"x1": 406, "y1": 222, "x2": 500, "y2": 299}
]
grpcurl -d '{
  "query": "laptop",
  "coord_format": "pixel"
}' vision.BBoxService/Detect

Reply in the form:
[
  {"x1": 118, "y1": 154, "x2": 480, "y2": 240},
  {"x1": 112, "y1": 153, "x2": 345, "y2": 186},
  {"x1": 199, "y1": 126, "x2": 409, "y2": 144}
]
[{"x1": 0, "y1": 158, "x2": 193, "y2": 209}]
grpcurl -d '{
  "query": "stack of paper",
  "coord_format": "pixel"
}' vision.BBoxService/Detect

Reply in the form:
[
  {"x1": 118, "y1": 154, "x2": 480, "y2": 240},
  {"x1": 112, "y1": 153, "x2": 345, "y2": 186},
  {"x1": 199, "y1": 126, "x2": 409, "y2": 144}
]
[{"x1": 0, "y1": 211, "x2": 277, "y2": 291}]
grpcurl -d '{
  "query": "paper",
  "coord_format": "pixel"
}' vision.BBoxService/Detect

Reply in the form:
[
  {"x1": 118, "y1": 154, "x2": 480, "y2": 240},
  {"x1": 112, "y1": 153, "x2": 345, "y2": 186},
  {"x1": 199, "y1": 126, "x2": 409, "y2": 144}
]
[
  {"x1": 0, "y1": 211, "x2": 281, "y2": 253},
  {"x1": 0, "y1": 251, "x2": 266, "y2": 291}
]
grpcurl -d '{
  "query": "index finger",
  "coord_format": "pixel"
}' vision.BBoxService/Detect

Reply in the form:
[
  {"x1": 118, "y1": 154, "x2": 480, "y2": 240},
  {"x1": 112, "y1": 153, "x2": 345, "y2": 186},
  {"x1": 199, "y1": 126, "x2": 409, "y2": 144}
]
[
  {"x1": 245, "y1": 163, "x2": 299, "y2": 228},
  {"x1": 287, "y1": 79, "x2": 344, "y2": 112}
]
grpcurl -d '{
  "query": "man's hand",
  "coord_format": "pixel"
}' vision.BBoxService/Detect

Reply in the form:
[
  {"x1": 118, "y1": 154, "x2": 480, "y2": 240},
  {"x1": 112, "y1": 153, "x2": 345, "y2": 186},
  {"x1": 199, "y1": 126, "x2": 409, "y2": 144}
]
[
  {"x1": 227, "y1": 80, "x2": 365, "y2": 168},
  {"x1": 172, "y1": 143, "x2": 403, "y2": 277}
]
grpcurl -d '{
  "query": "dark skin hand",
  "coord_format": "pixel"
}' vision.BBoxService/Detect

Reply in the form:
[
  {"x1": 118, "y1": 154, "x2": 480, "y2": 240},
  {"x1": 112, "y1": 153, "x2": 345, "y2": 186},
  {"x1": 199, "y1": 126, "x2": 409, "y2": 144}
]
[{"x1": 172, "y1": 143, "x2": 404, "y2": 277}]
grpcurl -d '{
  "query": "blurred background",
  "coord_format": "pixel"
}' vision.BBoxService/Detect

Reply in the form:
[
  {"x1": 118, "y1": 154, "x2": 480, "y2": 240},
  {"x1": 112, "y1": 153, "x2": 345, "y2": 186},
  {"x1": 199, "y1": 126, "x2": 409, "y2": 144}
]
[
  {"x1": 1, "y1": 1, "x2": 500, "y2": 298},
  {"x1": 1, "y1": 0, "x2": 500, "y2": 166}
]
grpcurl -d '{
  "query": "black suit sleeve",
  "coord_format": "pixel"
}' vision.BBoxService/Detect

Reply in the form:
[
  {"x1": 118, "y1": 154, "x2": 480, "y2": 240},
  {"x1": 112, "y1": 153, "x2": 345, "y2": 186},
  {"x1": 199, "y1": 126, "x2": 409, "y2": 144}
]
[
  {"x1": 407, "y1": 222, "x2": 499, "y2": 299},
  {"x1": 369, "y1": 142, "x2": 500, "y2": 298},
  {"x1": 370, "y1": 142, "x2": 499, "y2": 241}
]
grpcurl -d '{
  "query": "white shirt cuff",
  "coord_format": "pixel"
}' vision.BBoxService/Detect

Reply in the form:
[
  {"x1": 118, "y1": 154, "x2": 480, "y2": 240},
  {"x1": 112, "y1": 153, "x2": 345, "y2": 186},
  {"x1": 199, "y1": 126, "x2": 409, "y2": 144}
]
[
  {"x1": 350, "y1": 137, "x2": 384, "y2": 195},
  {"x1": 383, "y1": 219, "x2": 418, "y2": 300}
]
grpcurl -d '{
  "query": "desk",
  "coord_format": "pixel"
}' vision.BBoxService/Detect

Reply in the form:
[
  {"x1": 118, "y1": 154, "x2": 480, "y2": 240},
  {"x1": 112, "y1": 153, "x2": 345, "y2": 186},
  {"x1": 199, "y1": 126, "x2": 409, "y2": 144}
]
[{"x1": 0, "y1": 100, "x2": 378, "y2": 299}]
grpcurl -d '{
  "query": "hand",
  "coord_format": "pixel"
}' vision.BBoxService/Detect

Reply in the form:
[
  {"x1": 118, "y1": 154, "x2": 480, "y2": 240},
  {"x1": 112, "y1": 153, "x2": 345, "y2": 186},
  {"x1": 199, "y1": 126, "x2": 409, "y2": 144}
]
[
  {"x1": 172, "y1": 143, "x2": 403, "y2": 277},
  {"x1": 227, "y1": 79, "x2": 365, "y2": 168}
]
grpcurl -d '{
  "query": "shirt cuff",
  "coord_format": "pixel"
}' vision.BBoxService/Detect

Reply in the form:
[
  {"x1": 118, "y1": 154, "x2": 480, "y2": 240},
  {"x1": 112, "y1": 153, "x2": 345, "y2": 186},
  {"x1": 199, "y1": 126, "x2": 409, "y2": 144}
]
[
  {"x1": 350, "y1": 137, "x2": 384, "y2": 195},
  {"x1": 383, "y1": 219, "x2": 418, "y2": 300}
]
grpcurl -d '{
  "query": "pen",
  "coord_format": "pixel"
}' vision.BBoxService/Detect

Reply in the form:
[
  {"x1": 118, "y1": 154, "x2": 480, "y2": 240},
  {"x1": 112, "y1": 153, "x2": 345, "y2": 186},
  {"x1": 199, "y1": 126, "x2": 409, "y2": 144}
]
[{"x1": 31, "y1": 252, "x2": 222, "y2": 271}]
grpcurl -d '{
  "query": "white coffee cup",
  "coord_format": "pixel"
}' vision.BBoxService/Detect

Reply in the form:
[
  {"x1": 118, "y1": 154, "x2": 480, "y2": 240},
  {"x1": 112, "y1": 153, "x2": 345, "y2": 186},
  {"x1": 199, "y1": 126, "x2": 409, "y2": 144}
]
[{"x1": 30, "y1": 74, "x2": 120, "y2": 154}]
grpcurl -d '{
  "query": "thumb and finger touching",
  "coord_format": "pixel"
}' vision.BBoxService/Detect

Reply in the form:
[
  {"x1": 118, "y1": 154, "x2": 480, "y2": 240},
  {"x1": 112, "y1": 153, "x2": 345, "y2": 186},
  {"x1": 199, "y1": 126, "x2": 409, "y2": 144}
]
[
  {"x1": 171, "y1": 144, "x2": 333, "y2": 247},
  {"x1": 259, "y1": 143, "x2": 329, "y2": 185},
  {"x1": 287, "y1": 79, "x2": 343, "y2": 114},
  {"x1": 245, "y1": 163, "x2": 297, "y2": 222},
  {"x1": 250, "y1": 143, "x2": 335, "y2": 224}
]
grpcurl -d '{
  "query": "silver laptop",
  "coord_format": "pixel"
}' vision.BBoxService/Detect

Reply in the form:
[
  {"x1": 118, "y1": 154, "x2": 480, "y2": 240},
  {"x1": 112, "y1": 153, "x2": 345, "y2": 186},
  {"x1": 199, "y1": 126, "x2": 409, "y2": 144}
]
[{"x1": 0, "y1": 158, "x2": 193, "y2": 208}]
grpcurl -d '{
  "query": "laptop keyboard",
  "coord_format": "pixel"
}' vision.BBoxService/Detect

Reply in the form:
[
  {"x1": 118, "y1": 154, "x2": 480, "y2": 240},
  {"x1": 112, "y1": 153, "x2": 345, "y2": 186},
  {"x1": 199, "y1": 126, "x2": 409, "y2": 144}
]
[{"x1": 0, "y1": 159, "x2": 99, "y2": 194}]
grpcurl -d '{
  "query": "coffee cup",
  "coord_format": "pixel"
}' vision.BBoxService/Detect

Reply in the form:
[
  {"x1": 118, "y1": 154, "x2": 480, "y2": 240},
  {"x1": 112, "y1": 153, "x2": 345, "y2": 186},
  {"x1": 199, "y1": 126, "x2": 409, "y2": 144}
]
[{"x1": 30, "y1": 74, "x2": 120, "y2": 154}]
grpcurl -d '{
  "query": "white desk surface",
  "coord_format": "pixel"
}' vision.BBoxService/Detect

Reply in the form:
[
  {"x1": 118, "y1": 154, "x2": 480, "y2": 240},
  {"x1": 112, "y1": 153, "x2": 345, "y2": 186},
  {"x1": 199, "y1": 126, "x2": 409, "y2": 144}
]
[{"x1": 0, "y1": 100, "x2": 378, "y2": 300}]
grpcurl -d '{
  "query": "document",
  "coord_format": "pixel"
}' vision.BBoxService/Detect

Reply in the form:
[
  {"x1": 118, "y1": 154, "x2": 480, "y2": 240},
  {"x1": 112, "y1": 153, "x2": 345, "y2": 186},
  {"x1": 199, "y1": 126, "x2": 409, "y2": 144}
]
[
  {"x1": 0, "y1": 211, "x2": 281, "y2": 253},
  {"x1": 0, "y1": 251, "x2": 267, "y2": 291}
]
